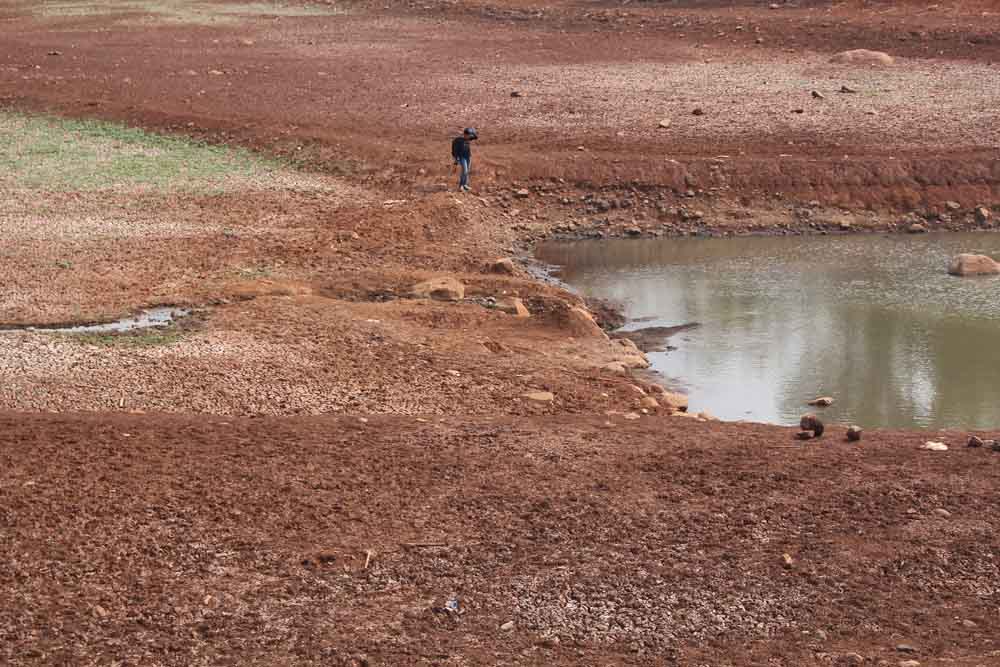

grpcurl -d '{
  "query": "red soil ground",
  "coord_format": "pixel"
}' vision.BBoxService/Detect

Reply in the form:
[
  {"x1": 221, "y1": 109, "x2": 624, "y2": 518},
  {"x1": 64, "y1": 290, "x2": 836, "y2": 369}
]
[{"x1": 1, "y1": 1, "x2": 999, "y2": 664}]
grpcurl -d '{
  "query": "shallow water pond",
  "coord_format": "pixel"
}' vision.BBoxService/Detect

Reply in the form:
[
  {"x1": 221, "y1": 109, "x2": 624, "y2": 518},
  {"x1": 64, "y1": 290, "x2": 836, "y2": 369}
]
[{"x1": 538, "y1": 233, "x2": 1000, "y2": 430}]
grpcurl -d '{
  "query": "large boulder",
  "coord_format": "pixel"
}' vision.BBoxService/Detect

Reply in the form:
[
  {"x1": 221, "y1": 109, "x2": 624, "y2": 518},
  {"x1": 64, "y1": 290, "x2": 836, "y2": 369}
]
[
  {"x1": 948, "y1": 254, "x2": 1000, "y2": 276},
  {"x1": 411, "y1": 277, "x2": 465, "y2": 301},
  {"x1": 829, "y1": 49, "x2": 894, "y2": 66}
]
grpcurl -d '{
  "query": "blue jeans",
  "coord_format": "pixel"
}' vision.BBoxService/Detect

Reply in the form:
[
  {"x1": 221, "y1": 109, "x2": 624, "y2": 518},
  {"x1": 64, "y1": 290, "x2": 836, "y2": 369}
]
[{"x1": 457, "y1": 157, "x2": 470, "y2": 188}]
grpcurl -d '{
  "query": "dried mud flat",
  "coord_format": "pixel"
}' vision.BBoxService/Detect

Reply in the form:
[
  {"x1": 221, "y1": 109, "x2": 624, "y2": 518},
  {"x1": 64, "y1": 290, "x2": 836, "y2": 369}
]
[{"x1": 1, "y1": 0, "x2": 999, "y2": 665}]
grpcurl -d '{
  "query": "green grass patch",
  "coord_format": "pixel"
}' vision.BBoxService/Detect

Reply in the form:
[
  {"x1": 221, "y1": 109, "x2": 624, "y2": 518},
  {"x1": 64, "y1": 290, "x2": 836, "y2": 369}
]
[
  {"x1": 0, "y1": 111, "x2": 286, "y2": 192},
  {"x1": 30, "y1": 1, "x2": 342, "y2": 25},
  {"x1": 69, "y1": 327, "x2": 186, "y2": 348}
]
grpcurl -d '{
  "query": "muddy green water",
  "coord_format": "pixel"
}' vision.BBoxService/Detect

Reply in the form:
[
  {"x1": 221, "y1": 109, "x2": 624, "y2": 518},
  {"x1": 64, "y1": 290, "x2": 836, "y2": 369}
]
[{"x1": 537, "y1": 233, "x2": 1000, "y2": 430}]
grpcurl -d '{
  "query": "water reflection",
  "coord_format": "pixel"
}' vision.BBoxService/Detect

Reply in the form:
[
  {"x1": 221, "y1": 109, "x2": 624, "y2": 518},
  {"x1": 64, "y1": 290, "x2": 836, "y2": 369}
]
[{"x1": 537, "y1": 233, "x2": 1000, "y2": 429}]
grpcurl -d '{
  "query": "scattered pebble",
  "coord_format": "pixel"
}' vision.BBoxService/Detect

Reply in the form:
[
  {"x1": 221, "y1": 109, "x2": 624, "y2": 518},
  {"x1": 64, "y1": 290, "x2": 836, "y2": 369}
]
[
  {"x1": 846, "y1": 425, "x2": 863, "y2": 442},
  {"x1": 920, "y1": 441, "x2": 948, "y2": 451}
]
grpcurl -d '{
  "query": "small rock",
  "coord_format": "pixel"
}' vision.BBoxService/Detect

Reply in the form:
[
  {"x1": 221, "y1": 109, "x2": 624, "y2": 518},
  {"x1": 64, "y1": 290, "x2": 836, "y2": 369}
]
[
  {"x1": 47, "y1": 50, "x2": 63, "y2": 56},
  {"x1": 816, "y1": 629, "x2": 829, "y2": 641},
  {"x1": 658, "y1": 119, "x2": 672, "y2": 129},
  {"x1": 841, "y1": 654, "x2": 865, "y2": 666},
  {"x1": 944, "y1": 200, "x2": 962, "y2": 211},
  {"x1": 948, "y1": 254, "x2": 1000, "y2": 276},
  {"x1": 659, "y1": 391, "x2": 689, "y2": 412},
  {"x1": 623, "y1": 412, "x2": 641, "y2": 420},
  {"x1": 487, "y1": 257, "x2": 516, "y2": 275},
  {"x1": 968, "y1": 435, "x2": 984, "y2": 448},
  {"x1": 800, "y1": 414, "x2": 825, "y2": 437},
  {"x1": 500, "y1": 621, "x2": 515, "y2": 632},
  {"x1": 933, "y1": 508, "x2": 951, "y2": 518},
  {"x1": 961, "y1": 619, "x2": 978, "y2": 628},
  {"x1": 796, "y1": 431, "x2": 814, "y2": 440},
  {"x1": 921, "y1": 441, "x2": 948, "y2": 451},
  {"x1": 839, "y1": 85, "x2": 858, "y2": 93},
  {"x1": 846, "y1": 426, "x2": 863, "y2": 442},
  {"x1": 625, "y1": 226, "x2": 641, "y2": 236},
  {"x1": 830, "y1": 49, "x2": 895, "y2": 66},
  {"x1": 811, "y1": 90, "x2": 825, "y2": 99},
  {"x1": 411, "y1": 277, "x2": 465, "y2": 301},
  {"x1": 781, "y1": 553, "x2": 794, "y2": 568},
  {"x1": 640, "y1": 396, "x2": 659, "y2": 409},
  {"x1": 899, "y1": 661, "x2": 921, "y2": 667},
  {"x1": 895, "y1": 644, "x2": 918, "y2": 654},
  {"x1": 992, "y1": 441, "x2": 1000, "y2": 452},
  {"x1": 510, "y1": 91, "x2": 523, "y2": 98},
  {"x1": 514, "y1": 189, "x2": 531, "y2": 198},
  {"x1": 522, "y1": 391, "x2": 554, "y2": 403},
  {"x1": 692, "y1": 108, "x2": 705, "y2": 116},
  {"x1": 791, "y1": 108, "x2": 805, "y2": 114},
  {"x1": 755, "y1": 37, "x2": 764, "y2": 44},
  {"x1": 808, "y1": 396, "x2": 835, "y2": 407},
  {"x1": 602, "y1": 362, "x2": 627, "y2": 374},
  {"x1": 496, "y1": 297, "x2": 530, "y2": 318},
  {"x1": 907, "y1": 223, "x2": 928, "y2": 234},
  {"x1": 446, "y1": 369, "x2": 461, "y2": 377},
  {"x1": 974, "y1": 206, "x2": 991, "y2": 224}
]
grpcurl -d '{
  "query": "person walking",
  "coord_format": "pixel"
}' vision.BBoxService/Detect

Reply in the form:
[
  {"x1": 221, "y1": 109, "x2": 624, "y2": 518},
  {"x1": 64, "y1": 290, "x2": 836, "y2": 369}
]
[{"x1": 451, "y1": 127, "x2": 477, "y2": 191}]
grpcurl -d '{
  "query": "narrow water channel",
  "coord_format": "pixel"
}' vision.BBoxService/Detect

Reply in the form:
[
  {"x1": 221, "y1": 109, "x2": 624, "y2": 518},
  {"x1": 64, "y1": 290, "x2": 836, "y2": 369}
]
[{"x1": 538, "y1": 233, "x2": 1000, "y2": 430}]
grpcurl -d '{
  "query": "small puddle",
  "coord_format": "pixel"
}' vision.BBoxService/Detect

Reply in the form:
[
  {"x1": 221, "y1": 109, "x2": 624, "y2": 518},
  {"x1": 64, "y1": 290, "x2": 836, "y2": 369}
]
[{"x1": 1, "y1": 307, "x2": 190, "y2": 334}]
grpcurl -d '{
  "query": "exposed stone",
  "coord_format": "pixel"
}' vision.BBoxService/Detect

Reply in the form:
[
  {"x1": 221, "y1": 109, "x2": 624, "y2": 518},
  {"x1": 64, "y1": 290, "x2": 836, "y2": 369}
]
[
  {"x1": 899, "y1": 661, "x2": 921, "y2": 667},
  {"x1": 811, "y1": 90, "x2": 825, "y2": 99},
  {"x1": 967, "y1": 435, "x2": 984, "y2": 448},
  {"x1": 933, "y1": 508, "x2": 951, "y2": 518},
  {"x1": 639, "y1": 396, "x2": 659, "y2": 409},
  {"x1": 895, "y1": 644, "x2": 918, "y2": 654},
  {"x1": 796, "y1": 431, "x2": 814, "y2": 440},
  {"x1": 522, "y1": 391, "x2": 554, "y2": 403},
  {"x1": 992, "y1": 441, "x2": 1000, "y2": 452},
  {"x1": 907, "y1": 223, "x2": 927, "y2": 234},
  {"x1": 659, "y1": 391, "x2": 689, "y2": 412},
  {"x1": 696, "y1": 411, "x2": 718, "y2": 421},
  {"x1": 496, "y1": 297, "x2": 530, "y2": 318},
  {"x1": 830, "y1": 49, "x2": 895, "y2": 65},
  {"x1": 602, "y1": 362, "x2": 627, "y2": 374},
  {"x1": 920, "y1": 441, "x2": 948, "y2": 451},
  {"x1": 563, "y1": 306, "x2": 607, "y2": 339},
  {"x1": 944, "y1": 200, "x2": 962, "y2": 211},
  {"x1": 623, "y1": 412, "x2": 641, "y2": 420},
  {"x1": 847, "y1": 425, "x2": 863, "y2": 442},
  {"x1": 658, "y1": 119, "x2": 671, "y2": 129},
  {"x1": 961, "y1": 619, "x2": 978, "y2": 628},
  {"x1": 487, "y1": 257, "x2": 516, "y2": 275},
  {"x1": 692, "y1": 108, "x2": 705, "y2": 116},
  {"x1": 800, "y1": 414, "x2": 825, "y2": 437},
  {"x1": 839, "y1": 85, "x2": 858, "y2": 93},
  {"x1": 510, "y1": 91, "x2": 523, "y2": 98},
  {"x1": 974, "y1": 206, "x2": 991, "y2": 224},
  {"x1": 514, "y1": 189, "x2": 530, "y2": 198},
  {"x1": 948, "y1": 254, "x2": 1000, "y2": 276},
  {"x1": 411, "y1": 277, "x2": 465, "y2": 301},
  {"x1": 808, "y1": 396, "x2": 835, "y2": 407},
  {"x1": 500, "y1": 620, "x2": 515, "y2": 631}
]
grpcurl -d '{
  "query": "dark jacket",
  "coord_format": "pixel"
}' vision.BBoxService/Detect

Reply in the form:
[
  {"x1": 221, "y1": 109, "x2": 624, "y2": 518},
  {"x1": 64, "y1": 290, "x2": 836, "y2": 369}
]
[{"x1": 452, "y1": 137, "x2": 471, "y2": 161}]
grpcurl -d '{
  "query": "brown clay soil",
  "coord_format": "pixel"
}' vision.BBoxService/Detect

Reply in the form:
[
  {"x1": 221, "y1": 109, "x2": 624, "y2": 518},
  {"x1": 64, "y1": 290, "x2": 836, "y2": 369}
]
[{"x1": 1, "y1": 0, "x2": 999, "y2": 664}]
